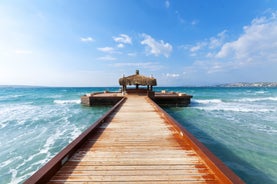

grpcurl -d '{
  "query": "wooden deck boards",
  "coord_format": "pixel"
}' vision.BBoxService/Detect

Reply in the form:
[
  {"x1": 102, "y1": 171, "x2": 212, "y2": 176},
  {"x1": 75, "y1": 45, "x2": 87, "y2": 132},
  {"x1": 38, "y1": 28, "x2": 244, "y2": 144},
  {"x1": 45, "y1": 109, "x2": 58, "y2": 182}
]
[{"x1": 47, "y1": 95, "x2": 224, "y2": 183}]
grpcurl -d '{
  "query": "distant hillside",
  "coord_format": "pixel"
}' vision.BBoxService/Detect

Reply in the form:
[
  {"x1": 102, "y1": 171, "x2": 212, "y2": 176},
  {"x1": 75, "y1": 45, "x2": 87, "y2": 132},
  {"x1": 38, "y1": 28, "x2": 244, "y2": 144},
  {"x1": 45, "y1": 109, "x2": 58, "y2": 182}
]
[{"x1": 217, "y1": 82, "x2": 277, "y2": 87}]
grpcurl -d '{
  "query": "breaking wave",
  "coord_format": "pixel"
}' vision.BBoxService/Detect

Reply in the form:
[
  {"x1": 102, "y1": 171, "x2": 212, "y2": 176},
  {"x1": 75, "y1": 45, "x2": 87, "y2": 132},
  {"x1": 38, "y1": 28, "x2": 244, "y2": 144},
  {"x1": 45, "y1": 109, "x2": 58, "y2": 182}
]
[
  {"x1": 235, "y1": 97, "x2": 277, "y2": 102},
  {"x1": 193, "y1": 99, "x2": 223, "y2": 104},
  {"x1": 193, "y1": 98, "x2": 275, "y2": 112},
  {"x1": 53, "y1": 99, "x2": 81, "y2": 104},
  {"x1": 195, "y1": 105, "x2": 273, "y2": 113}
]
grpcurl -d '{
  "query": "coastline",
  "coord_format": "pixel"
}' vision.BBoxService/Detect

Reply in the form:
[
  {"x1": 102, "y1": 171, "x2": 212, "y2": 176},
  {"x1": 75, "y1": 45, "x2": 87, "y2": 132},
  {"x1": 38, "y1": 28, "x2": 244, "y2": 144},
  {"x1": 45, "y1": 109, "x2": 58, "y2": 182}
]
[{"x1": 1, "y1": 82, "x2": 277, "y2": 88}]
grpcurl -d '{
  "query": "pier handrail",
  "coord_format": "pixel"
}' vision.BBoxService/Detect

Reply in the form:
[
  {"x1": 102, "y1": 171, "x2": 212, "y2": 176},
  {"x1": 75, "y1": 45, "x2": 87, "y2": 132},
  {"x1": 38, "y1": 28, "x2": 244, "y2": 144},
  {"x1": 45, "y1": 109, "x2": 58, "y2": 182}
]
[
  {"x1": 24, "y1": 97, "x2": 126, "y2": 184},
  {"x1": 146, "y1": 97, "x2": 245, "y2": 184}
]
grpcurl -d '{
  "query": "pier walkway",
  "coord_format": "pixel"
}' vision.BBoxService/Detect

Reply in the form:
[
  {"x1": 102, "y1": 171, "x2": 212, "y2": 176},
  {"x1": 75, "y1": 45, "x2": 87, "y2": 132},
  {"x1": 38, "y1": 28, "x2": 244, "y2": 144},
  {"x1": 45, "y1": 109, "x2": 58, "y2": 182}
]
[{"x1": 43, "y1": 95, "x2": 242, "y2": 183}]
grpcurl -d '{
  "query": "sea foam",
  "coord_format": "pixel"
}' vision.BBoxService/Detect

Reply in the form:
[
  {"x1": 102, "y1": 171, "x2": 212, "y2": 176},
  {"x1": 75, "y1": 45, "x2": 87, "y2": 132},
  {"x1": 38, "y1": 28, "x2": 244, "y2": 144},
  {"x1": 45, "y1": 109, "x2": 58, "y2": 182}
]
[
  {"x1": 193, "y1": 99, "x2": 274, "y2": 112},
  {"x1": 235, "y1": 97, "x2": 277, "y2": 102},
  {"x1": 54, "y1": 99, "x2": 81, "y2": 104},
  {"x1": 193, "y1": 99, "x2": 223, "y2": 104}
]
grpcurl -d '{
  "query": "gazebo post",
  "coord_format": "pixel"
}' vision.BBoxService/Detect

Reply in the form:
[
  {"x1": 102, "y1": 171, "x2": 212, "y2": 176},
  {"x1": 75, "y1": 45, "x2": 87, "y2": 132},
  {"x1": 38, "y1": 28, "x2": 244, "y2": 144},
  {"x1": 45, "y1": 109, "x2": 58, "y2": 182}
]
[{"x1": 121, "y1": 74, "x2": 126, "y2": 92}]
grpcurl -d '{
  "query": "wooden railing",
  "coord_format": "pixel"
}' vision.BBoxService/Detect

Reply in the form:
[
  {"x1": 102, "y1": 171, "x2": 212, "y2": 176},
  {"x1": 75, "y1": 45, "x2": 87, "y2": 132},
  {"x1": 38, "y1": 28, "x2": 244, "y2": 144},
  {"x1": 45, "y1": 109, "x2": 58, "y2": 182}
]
[
  {"x1": 146, "y1": 97, "x2": 245, "y2": 184},
  {"x1": 24, "y1": 97, "x2": 126, "y2": 184}
]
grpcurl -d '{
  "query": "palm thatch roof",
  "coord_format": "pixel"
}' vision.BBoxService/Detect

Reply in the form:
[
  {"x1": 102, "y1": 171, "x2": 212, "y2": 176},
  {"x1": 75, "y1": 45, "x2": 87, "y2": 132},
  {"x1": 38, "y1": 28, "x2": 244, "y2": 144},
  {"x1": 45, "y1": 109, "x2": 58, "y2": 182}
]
[{"x1": 119, "y1": 70, "x2": 157, "y2": 86}]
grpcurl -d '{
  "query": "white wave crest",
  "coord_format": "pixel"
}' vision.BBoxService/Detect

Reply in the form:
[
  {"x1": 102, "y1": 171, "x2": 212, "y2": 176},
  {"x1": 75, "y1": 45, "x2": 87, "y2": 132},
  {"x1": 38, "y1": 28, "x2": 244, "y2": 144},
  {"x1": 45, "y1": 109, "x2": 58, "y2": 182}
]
[
  {"x1": 0, "y1": 94, "x2": 23, "y2": 100},
  {"x1": 235, "y1": 97, "x2": 277, "y2": 102},
  {"x1": 194, "y1": 99, "x2": 223, "y2": 104},
  {"x1": 255, "y1": 91, "x2": 266, "y2": 94},
  {"x1": 194, "y1": 104, "x2": 274, "y2": 113},
  {"x1": 54, "y1": 99, "x2": 80, "y2": 104}
]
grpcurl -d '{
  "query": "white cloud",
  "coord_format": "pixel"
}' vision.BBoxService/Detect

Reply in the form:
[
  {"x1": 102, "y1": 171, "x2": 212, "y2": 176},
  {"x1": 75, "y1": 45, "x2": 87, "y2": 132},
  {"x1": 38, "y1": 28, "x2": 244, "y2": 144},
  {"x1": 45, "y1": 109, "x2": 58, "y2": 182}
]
[
  {"x1": 188, "y1": 30, "x2": 227, "y2": 55},
  {"x1": 97, "y1": 47, "x2": 115, "y2": 53},
  {"x1": 141, "y1": 33, "x2": 173, "y2": 58},
  {"x1": 80, "y1": 37, "x2": 95, "y2": 42},
  {"x1": 97, "y1": 55, "x2": 116, "y2": 61},
  {"x1": 180, "y1": 12, "x2": 277, "y2": 84},
  {"x1": 113, "y1": 34, "x2": 132, "y2": 44},
  {"x1": 165, "y1": 0, "x2": 170, "y2": 8},
  {"x1": 190, "y1": 42, "x2": 207, "y2": 52},
  {"x1": 209, "y1": 30, "x2": 227, "y2": 49},
  {"x1": 216, "y1": 13, "x2": 277, "y2": 62},
  {"x1": 117, "y1": 43, "x2": 124, "y2": 48},
  {"x1": 113, "y1": 34, "x2": 132, "y2": 48},
  {"x1": 166, "y1": 73, "x2": 180, "y2": 78}
]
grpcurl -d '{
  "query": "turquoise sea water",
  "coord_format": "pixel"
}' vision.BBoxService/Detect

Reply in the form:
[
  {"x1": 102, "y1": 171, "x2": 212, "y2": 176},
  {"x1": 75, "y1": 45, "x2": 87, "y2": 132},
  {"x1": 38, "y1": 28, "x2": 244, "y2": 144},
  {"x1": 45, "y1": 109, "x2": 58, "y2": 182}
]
[{"x1": 0, "y1": 87, "x2": 276, "y2": 184}]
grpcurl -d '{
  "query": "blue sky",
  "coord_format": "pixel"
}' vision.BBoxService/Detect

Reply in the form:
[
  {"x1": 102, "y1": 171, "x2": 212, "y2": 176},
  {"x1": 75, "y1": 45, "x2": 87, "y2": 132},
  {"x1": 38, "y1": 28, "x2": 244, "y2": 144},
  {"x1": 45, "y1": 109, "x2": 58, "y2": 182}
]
[{"x1": 1, "y1": 0, "x2": 277, "y2": 86}]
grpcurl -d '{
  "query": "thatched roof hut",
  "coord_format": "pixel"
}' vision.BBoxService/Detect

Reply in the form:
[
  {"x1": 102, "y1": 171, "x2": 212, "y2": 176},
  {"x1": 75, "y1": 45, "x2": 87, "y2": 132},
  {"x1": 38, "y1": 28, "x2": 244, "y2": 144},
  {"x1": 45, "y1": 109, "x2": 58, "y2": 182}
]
[{"x1": 119, "y1": 70, "x2": 157, "y2": 91}]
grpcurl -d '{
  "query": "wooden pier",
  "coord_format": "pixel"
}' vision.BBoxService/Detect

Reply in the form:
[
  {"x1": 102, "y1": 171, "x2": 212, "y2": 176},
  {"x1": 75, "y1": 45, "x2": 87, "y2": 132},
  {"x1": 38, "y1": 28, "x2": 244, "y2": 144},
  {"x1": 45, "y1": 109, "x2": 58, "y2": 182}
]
[
  {"x1": 81, "y1": 89, "x2": 193, "y2": 107},
  {"x1": 25, "y1": 94, "x2": 244, "y2": 183},
  {"x1": 81, "y1": 70, "x2": 192, "y2": 107}
]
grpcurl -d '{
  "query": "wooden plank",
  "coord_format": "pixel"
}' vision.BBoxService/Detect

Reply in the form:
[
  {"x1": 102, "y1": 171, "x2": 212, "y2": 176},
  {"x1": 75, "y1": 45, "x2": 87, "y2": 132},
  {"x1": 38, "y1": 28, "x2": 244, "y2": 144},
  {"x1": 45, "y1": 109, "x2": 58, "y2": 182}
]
[
  {"x1": 47, "y1": 95, "x2": 215, "y2": 183},
  {"x1": 48, "y1": 182, "x2": 220, "y2": 184},
  {"x1": 48, "y1": 181, "x2": 220, "y2": 184},
  {"x1": 55, "y1": 169, "x2": 212, "y2": 176},
  {"x1": 25, "y1": 94, "x2": 244, "y2": 184},
  {"x1": 58, "y1": 165, "x2": 209, "y2": 172},
  {"x1": 41, "y1": 95, "x2": 244, "y2": 184},
  {"x1": 50, "y1": 174, "x2": 216, "y2": 182}
]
